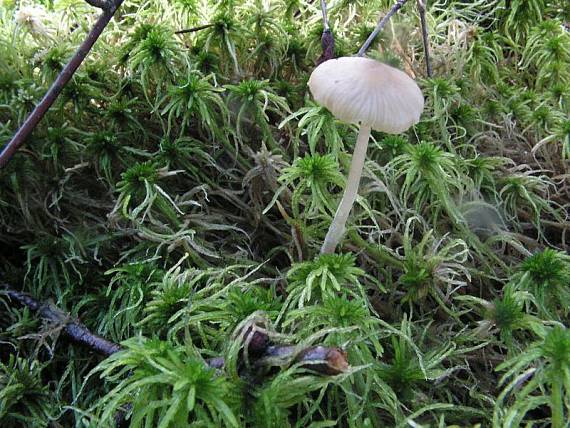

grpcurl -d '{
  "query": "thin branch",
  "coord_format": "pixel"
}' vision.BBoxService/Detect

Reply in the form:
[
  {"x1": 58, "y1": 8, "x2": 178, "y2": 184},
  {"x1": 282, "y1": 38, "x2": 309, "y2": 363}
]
[
  {"x1": 317, "y1": 0, "x2": 335, "y2": 65},
  {"x1": 417, "y1": 0, "x2": 433, "y2": 77},
  {"x1": 0, "y1": 0, "x2": 124, "y2": 169},
  {"x1": 2, "y1": 287, "x2": 121, "y2": 356},
  {"x1": 320, "y1": 0, "x2": 329, "y2": 31},
  {"x1": 357, "y1": 0, "x2": 409, "y2": 57},
  {"x1": 317, "y1": 29, "x2": 335, "y2": 65},
  {"x1": 2, "y1": 285, "x2": 349, "y2": 375},
  {"x1": 175, "y1": 23, "x2": 215, "y2": 35}
]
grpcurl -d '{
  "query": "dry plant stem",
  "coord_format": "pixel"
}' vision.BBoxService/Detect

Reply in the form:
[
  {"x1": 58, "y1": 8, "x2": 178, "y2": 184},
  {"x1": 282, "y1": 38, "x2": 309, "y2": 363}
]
[
  {"x1": 2, "y1": 286, "x2": 122, "y2": 356},
  {"x1": 416, "y1": 0, "x2": 433, "y2": 77},
  {"x1": 0, "y1": 0, "x2": 124, "y2": 169},
  {"x1": 317, "y1": 0, "x2": 335, "y2": 65},
  {"x1": 321, "y1": 125, "x2": 371, "y2": 254},
  {"x1": 2, "y1": 285, "x2": 348, "y2": 375},
  {"x1": 357, "y1": 0, "x2": 409, "y2": 56}
]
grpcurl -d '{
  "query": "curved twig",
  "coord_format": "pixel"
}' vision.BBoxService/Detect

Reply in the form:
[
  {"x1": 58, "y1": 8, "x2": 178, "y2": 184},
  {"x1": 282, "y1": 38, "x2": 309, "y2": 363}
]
[
  {"x1": 1, "y1": 285, "x2": 349, "y2": 375},
  {"x1": 2, "y1": 286, "x2": 121, "y2": 356}
]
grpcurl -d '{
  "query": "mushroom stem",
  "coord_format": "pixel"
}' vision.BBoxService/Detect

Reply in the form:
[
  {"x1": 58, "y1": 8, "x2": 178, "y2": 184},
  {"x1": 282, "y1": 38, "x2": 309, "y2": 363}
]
[{"x1": 321, "y1": 125, "x2": 371, "y2": 254}]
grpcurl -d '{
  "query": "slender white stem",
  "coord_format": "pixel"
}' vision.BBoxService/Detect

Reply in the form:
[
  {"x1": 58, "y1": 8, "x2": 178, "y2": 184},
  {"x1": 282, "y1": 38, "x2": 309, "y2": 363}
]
[{"x1": 321, "y1": 125, "x2": 371, "y2": 254}]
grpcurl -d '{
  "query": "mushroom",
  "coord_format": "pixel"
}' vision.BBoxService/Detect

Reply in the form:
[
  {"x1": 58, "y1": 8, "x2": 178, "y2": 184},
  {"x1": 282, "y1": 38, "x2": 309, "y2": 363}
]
[{"x1": 308, "y1": 56, "x2": 424, "y2": 254}]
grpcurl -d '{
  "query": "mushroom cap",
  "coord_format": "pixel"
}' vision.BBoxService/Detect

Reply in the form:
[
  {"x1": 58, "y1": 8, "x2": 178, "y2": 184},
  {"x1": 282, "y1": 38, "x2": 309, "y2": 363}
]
[{"x1": 308, "y1": 56, "x2": 424, "y2": 134}]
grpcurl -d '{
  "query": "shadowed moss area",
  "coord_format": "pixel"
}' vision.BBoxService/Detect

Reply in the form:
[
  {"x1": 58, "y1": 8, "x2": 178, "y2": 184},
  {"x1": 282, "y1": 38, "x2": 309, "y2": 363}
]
[{"x1": 1, "y1": 0, "x2": 570, "y2": 426}]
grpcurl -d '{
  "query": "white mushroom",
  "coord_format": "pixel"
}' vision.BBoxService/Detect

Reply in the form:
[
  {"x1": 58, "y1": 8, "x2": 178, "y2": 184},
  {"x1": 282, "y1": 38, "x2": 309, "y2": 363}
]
[{"x1": 308, "y1": 56, "x2": 424, "y2": 254}]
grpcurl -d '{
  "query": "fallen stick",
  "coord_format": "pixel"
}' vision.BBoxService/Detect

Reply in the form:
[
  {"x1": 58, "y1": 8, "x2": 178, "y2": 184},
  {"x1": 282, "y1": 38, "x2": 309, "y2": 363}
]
[
  {"x1": 2, "y1": 286, "x2": 122, "y2": 356},
  {"x1": 1, "y1": 285, "x2": 349, "y2": 375}
]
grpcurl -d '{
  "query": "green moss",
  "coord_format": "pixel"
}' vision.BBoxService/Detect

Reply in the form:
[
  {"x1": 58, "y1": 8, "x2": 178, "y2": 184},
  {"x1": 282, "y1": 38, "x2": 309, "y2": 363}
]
[{"x1": 1, "y1": 0, "x2": 570, "y2": 426}]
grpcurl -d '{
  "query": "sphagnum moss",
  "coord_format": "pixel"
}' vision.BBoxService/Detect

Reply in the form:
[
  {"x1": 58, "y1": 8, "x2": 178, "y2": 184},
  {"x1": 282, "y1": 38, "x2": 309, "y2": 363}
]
[{"x1": 1, "y1": 1, "x2": 570, "y2": 427}]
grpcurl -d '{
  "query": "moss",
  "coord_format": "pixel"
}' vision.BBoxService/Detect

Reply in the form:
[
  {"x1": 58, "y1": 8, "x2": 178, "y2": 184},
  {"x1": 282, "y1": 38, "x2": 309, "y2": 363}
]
[{"x1": 1, "y1": 1, "x2": 570, "y2": 426}]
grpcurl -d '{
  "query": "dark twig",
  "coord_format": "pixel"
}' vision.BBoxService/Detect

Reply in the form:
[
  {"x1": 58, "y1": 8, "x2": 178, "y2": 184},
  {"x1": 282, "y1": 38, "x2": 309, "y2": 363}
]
[
  {"x1": 2, "y1": 285, "x2": 349, "y2": 375},
  {"x1": 2, "y1": 287, "x2": 121, "y2": 356},
  {"x1": 417, "y1": 0, "x2": 433, "y2": 77},
  {"x1": 175, "y1": 23, "x2": 215, "y2": 35},
  {"x1": 357, "y1": 0, "x2": 409, "y2": 56},
  {"x1": 317, "y1": 0, "x2": 335, "y2": 65},
  {"x1": 0, "y1": 0, "x2": 124, "y2": 169},
  {"x1": 317, "y1": 29, "x2": 335, "y2": 65}
]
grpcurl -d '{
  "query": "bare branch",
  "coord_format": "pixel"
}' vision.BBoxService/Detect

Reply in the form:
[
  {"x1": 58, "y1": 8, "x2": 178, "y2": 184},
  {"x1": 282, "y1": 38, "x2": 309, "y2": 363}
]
[
  {"x1": 417, "y1": 0, "x2": 433, "y2": 77},
  {"x1": 316, "y1": 0, "x2": 335, "y2": 65},
  {"x1": 357, "y1": 0, "x2": 409, "y2": 57},
  {"x1": 2, "y1": 286, "x2": 121, "y2": 356},
  {"x1": 2, "y1": 285, "x2": 349, "y2": 375},
  {"x1": 0, "y1": 1, "x2": 124, "y2": 169},
  {"x1": 317, "y1": 29, "x2": 335, "y2": 65}
]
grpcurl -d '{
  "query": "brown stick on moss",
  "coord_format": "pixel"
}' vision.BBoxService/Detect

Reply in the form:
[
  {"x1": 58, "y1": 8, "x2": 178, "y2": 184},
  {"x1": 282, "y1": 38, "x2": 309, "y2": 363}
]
[
  {"x1": 2, "y1": 285, "x2": 349, "y2": 375},
  {"x1": 2, "y1": 286, "x2": 122, "y2": 356},
  {"x1": 0, "y1": 0, "x2": 124, "y2": 169}
]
